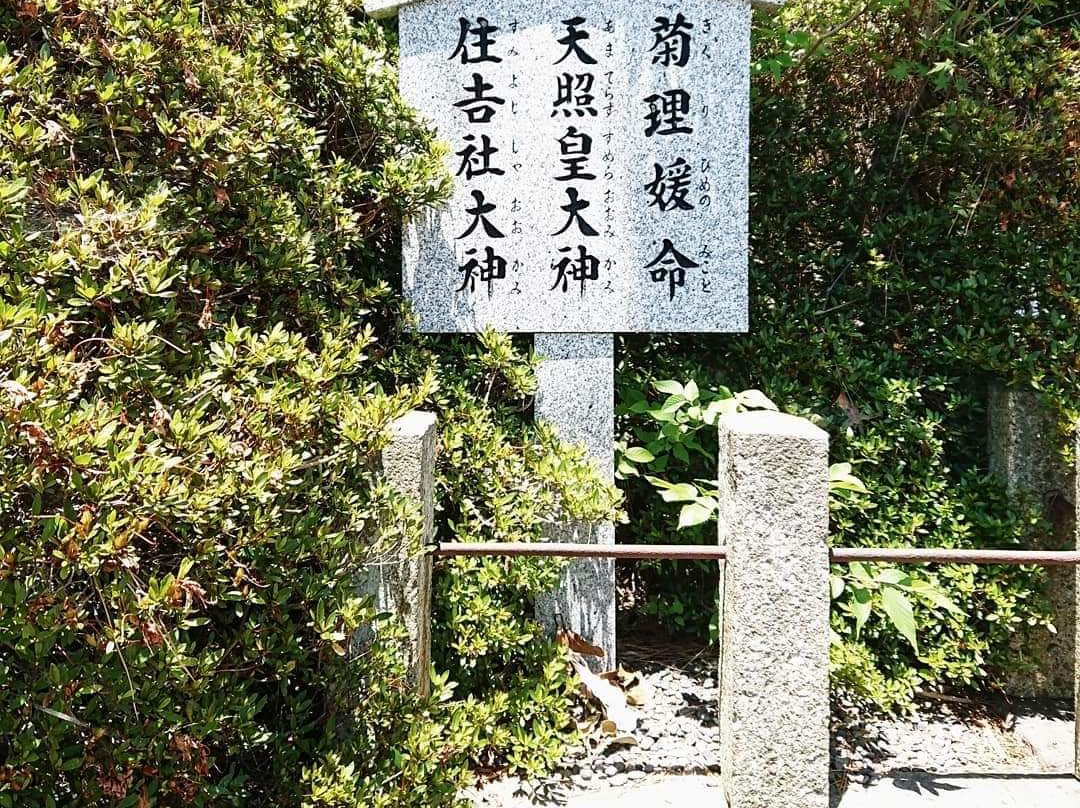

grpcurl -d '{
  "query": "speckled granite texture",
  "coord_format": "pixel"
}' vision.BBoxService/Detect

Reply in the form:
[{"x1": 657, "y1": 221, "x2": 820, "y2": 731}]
[
  {"x1": 386, "y1": 0, "x2": 750, "y2": 333},
  {"x1": 717, "y1": 412, "x2": 831, "y2": 808},
  {"x1": 533, "y1": 334, "x2": 616, "y2": 668}
]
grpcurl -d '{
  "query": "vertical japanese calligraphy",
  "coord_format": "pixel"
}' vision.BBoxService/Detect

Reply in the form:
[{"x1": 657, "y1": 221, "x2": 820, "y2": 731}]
[
  {"x1": 550, "y1": 17, "x2": 602, "y2": 296},
  {"x1": 642, "y1": 12, "x2": 702, "y2": 301},
  {"x1": 395, "y1": 0, "x2": 748, "y2": 332},
  {"x1": 450, "y1": 17, "x2": 507, "y2": 296}
]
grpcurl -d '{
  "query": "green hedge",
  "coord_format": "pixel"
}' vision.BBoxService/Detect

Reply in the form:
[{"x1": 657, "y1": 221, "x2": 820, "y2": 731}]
[
  {"x1": 0, "y1": 2, "x2": 615, "y2": 804},
  {"x1": 618, "y1": 0, "x2": 1078, "y2": 709}
]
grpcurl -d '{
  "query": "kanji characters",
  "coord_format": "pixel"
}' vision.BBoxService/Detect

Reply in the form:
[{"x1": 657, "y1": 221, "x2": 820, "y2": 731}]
[
  {"x1": 645, "y1": 158, "x2": 694, "y2": 211},
  {"x1": 645, "y1": 238, "x2": 699, "y2": 300},
  {"x1": 649, "y1": 14, "x2": 694, "y2": 68},
  {"x1": 643, "y1": 89, "x2": 692, "y2": 136},
  {"x1": 449, "y1": 17, "x2": 501, "y2": 64}
]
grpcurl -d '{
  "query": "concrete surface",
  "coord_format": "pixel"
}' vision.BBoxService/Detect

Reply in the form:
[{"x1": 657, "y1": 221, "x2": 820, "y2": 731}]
[
  {"x1": 1013, "y1": 712, "x2": 1075, "y2": 772},
  {"x1": 717, "y1": 411, "x2": 831, "y2": 808},
  {"x1": 469, "y1": 771, "x2": 1080, "y2": 807},
  {"x1": 357, "y1": 410, "x2": 436, "y2": 694},
  {"x1": 534, "y1": 333, "x2": 616, "y2": 670},
  {"x1": 835, "y1": 772, "x2": 1080, "y2": 807}
]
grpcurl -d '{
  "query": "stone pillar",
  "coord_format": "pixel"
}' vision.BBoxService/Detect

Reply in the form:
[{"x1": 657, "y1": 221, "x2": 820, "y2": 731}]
[
  {"x1": 988, "y1": 384, "x2": 1076, "y2": 698},
  {"x1": 717, "y1": 411, "x2": 830, "y2": 808},
  {"x1": 534, "y1": 333, "x2": 616, "y2": 669},
  {"x1": 360, "y1": 410, "x2": 436, "y2": 695}
]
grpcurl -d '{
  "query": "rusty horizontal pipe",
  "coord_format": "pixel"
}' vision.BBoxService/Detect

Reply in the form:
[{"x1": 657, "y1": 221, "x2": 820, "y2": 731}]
[
  {"x1": 830, "y1": 548, "x2": 1080, "y2": 566},
  {"x1": 434, "y1": 542, "x2": 1080, "y2": 566},
  {"x1": 434, "y1": 542, "x2": 729, "y2": 560}
]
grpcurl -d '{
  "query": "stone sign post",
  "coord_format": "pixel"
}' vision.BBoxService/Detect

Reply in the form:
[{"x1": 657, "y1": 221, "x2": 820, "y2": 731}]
[{"x1": 366, "y1": 0, "x2": 755, "y2": 665}]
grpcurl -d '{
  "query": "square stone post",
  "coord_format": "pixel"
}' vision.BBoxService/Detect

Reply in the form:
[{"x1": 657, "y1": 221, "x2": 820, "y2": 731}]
[
  {"x1": 534, "y1": 333, "x2": 616, "y2": 669},
  {"x1": 360, "y1": 410, "x2": 436, "y2": 695},
  {"x1": 989, "y1": 383, "x2": 1075, "y2": 698},
  {"x1": 717, "y1": 411, "x2": 830, "y2": 808}
]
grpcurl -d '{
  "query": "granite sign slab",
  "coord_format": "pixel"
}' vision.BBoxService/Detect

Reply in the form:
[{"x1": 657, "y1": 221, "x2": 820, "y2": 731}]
[{"x1": 371, "y1": 0, "x2": 750, "y2": 333}]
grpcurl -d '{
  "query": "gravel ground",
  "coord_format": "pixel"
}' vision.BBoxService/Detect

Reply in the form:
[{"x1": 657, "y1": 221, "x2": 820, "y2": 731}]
[
  {"x1": 832, "y1": 695, "x2": 1052, "y2": 787},
  {"x1": 561, "y1": 642, "x2": 721, "y2": 787},
  {"x1": 464, "y1": 641, "x2": 720, "y2": 806},
  {"x1": 465, "y1": 640, "x2": 1074, "y2": 807}
]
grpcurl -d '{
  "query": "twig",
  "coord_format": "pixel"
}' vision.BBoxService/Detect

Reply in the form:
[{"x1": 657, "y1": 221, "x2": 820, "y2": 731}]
[{"x1": 780, "y1": 2, "x2": 875, "y2": 90}]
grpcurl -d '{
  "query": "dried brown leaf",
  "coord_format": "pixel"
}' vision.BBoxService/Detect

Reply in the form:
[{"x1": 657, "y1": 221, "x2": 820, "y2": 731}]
[
  {"x1": 835, "y1": 391, "x2": 868, "y2": 429},
  {"x1": 556, "y1": 628, "x2": 605, "y2": 658}
]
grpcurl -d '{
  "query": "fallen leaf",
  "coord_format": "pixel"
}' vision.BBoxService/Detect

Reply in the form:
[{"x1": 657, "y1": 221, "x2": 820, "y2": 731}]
[
  {"x1": 150, "y1": 399, "x2": 171, "y2": 435},
  {"x1": 835, "y1": 391, "x2": 868, "y2": 429},
  {"x1": 572, "y1": 660, "x2": 638, "y2": 733},
  {"x1": 556, "y1": 628, "x2": 604, "y2": 658},
  {"x1": 198, "y1": 294, "x2": 214, "y2": 330}
]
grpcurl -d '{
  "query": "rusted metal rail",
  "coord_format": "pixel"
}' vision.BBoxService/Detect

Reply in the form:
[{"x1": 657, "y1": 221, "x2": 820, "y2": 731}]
[
  {"x1": 435, "y1": 542, "x2": 729, "y2": 559},
  {"x1": 435, "y1": 542, "x2": 1080, "y2": 565},
  {"x1": 831, "y1": 547, "x2": 1080, "y2": 565}
]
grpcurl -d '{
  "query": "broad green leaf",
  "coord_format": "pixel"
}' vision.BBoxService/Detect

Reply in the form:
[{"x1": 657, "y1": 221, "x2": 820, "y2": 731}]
[
  {"x1": 830, "y1": 574, "x2": 846, "y2": 599},
  {"x1": 875, "y1": 567, "x2": 906, "y2": 585},
  {"x1": 657, "y1": 482, "x2": 700, "y2": 503},
  {"x1": 703, "y1": 397, "x2": 738, "y2": 425},
  {"x1": 677, "y1": 501, "x2": 714, "y2": 529},
  {"x1": 623, "y1": 447, "x2": 655, "y2": 464},
  {"x1": 850, "y1": 587, "x2": 872, "y2": 636},
  {"x1": 644, "y1": 474, "x2": 675, "y2": 490},
  {"x1": 829, "y1": 462, "x2": 868, "y2": 494},
  {"x1": 907, "y1": 579, "x2": 963, "y2": 614},
  {"x1": 648, "y1": 406, "x2": 677, "y2": 423},
  {"x1": 880, "y1": 586, "x2": 918, "y2": 653},
  {"x1": 849, "y1": 561, "x2": 874, "y2": 586},
  {"x1": 653, "y1": 379, "x2": 684, "y2": 395}
]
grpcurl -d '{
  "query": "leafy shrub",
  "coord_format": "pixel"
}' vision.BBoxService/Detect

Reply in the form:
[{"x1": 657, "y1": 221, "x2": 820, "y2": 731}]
[
  {"x1": 428, "y1": 332, "x2": 618, "y2": 778},
  {"x1": 617, "y1": 0, "x2": 1077, "y2": 709},
  {"x1": 0, "y1": 2, "x2": 614, "y2": 804}
]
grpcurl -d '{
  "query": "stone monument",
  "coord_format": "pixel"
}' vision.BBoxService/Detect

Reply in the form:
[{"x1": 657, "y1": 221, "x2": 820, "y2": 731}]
[{"x1": 366, "y1": 0, "x2": 755, "y2": 665}]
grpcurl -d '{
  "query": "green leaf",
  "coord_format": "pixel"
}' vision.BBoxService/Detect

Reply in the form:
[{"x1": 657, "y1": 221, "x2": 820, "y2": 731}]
[
  {"x1": 623, "y1": 447, "x2": 655, "y2": 464},
  {"x1": 677, "y1": 501, "x2": 714, "y2": 529},
  {"x1": 907, "y1": 579, "x2": 963, "y2": 615},
  {"x1": 875, "y1": 567, "x2": 906, "y2": 585},
  {"x1": 849, "y1": 562, "x2": 874, "y2": 586},
  {"x1": 830, "y1": 574, "x2": 846, "y2": 599},
  {"x1": 657, "y1": 394, "x2": 687, "y2": 414},
  {"x1": 703, "y1": 398, "x2": 738, "y2": 424},
  {"x1": 829, "y1": 462, "x2": 868, "y2": 494},
  {"x1": 653, "y1": 379, "x2": 684, "y2": 395},
  {"x1": 850, "y1": 587, "x2": 872, "y2": 637},
  {"x1": 880, "y1": 586, "x2": 918, "y2": 653},
  {"x1": 648, "y1": 477, "x2": 699, "y2": 501}
]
